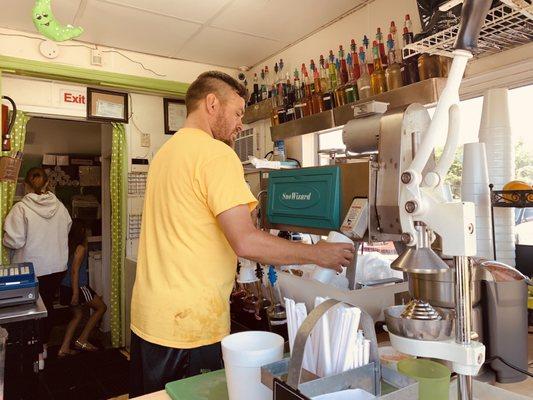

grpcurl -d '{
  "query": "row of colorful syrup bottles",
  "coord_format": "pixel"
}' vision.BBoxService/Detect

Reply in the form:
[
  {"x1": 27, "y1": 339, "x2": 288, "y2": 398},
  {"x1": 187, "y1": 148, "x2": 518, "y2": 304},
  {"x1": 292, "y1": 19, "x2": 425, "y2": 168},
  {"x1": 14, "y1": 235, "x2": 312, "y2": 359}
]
[{"x1": 246, "y1": 16, "x2": 451, "y2": 126}]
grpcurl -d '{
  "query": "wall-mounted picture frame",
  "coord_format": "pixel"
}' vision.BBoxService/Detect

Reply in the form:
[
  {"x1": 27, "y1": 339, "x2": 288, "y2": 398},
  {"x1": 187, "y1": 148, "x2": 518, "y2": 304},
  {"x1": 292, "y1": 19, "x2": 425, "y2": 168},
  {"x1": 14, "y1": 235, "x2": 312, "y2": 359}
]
[
  {"x1": 164, "y1": 98, "x2": 186, "y2": 135},
  {"x1": 87, "y1": 88, "x2": 129, "y2": 123}
]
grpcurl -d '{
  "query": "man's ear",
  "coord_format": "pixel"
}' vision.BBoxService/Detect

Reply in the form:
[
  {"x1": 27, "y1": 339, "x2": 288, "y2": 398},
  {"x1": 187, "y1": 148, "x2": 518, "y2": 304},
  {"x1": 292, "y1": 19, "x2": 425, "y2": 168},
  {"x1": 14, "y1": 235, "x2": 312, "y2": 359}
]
[{"x1": 206, "y1": 93, "x2": 218, "y2": 115}]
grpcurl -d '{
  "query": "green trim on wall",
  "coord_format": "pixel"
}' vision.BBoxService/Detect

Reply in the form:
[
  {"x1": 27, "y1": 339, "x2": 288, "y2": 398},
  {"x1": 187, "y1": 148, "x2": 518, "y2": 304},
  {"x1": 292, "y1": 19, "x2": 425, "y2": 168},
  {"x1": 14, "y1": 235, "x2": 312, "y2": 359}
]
[{"x1": 0, "y1": 55, "x2": 189, "y2": 97}]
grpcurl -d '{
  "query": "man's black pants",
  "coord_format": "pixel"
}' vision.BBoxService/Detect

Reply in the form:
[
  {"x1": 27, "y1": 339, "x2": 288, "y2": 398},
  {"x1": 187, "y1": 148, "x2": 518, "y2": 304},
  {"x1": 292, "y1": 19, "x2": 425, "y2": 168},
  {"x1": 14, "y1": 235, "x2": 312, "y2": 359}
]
[{"x1": 129, "y1": 331, "x2": 223, "y2": 397}]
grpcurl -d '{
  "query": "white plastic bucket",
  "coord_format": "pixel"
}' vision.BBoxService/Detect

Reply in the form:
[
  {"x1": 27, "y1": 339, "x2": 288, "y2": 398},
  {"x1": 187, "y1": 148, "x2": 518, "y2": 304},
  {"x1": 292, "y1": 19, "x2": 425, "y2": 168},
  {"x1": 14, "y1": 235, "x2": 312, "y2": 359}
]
[{"x1": 222, "y1": 331, "x2": 284, "y2": 400}]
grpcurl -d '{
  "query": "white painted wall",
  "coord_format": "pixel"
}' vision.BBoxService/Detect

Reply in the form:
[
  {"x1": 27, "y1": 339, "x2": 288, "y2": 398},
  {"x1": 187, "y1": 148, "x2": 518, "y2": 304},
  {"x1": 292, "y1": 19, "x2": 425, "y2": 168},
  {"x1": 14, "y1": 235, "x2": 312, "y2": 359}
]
[
  {"x1": 0, "y1": 27, "x2": 238, "y2": 82},
  {"x1": 2, "y1": 76, "x2": 174, "y2": 164},
  {"x1": 247, "y1": 0, "x2": 421, "y2": 77}
]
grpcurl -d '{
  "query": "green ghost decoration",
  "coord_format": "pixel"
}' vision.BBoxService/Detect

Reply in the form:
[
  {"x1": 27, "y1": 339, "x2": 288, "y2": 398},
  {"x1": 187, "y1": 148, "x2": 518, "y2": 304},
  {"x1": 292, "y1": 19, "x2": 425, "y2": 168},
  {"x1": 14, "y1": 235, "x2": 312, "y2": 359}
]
[{"x1": 32, "y1": 0, "x2": 84, "y2": 42}]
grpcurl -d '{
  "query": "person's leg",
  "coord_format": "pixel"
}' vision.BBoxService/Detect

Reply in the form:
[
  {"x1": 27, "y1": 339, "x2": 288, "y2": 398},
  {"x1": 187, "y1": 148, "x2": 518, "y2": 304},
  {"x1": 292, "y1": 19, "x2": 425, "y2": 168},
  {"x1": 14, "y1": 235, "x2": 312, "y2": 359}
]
[
  {"x1": 37, "y1": 271, "x2": 65, "y2": 346},
  {"x1": 188, "y1": 342, "x2": 223, "y2": 377},
  {"x1": 58, "y1": 307, "x2": 82, "y2": 355},
  {"x1": 77, "y1": 295, "x2": 107, "y2": 345},
  {"x1": 129, "y1": 331, "x2": 145, "y2": 397},
  {"x1": 37, "y1": 274, "x2": 55, "y2": 347},
  {"x1": 128, "y1": 331, "x2": 189, "y2": 397}
]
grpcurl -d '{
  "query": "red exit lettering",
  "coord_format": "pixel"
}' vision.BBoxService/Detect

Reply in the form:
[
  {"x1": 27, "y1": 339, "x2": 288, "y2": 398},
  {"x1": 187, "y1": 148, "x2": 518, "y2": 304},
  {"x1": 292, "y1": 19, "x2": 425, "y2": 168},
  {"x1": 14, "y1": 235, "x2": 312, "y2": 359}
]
[{"x1": 64, "y1": 93, "x2": 86, "y2": 104}]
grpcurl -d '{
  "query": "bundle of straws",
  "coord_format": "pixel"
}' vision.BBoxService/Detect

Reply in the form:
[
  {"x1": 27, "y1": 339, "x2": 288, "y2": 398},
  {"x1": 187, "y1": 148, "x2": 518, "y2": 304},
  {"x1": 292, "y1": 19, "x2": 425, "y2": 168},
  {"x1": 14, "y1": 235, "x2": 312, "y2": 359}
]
[{"x1": 285, "y1": 297, "x2": 371, "y2": 377}]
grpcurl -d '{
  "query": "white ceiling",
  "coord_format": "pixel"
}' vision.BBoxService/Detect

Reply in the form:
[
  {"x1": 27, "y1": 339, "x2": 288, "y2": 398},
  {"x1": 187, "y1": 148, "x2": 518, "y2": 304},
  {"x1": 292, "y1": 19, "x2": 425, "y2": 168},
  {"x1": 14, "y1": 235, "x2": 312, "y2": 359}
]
[{"x1": 0, "y1": 0, "x2": 367, "y2": 69}]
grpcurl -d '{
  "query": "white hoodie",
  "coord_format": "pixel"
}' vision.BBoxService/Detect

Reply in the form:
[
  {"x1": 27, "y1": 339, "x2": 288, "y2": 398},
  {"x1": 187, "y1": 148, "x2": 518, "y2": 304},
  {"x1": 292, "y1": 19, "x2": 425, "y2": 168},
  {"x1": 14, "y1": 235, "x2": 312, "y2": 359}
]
[{"x1": 3, "y1": 192, "x2": 72, "y2": 277}]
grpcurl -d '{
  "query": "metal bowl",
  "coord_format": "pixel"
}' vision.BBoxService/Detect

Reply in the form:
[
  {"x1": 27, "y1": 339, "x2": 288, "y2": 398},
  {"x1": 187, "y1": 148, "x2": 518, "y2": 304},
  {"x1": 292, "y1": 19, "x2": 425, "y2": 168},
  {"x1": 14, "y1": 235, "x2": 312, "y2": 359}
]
[
  {"x1": 384, "y1": 305, "x2": 455, "y2": 341},
  {"x1": 408, "y1": 265, "x2": 482, "y2": 308}
]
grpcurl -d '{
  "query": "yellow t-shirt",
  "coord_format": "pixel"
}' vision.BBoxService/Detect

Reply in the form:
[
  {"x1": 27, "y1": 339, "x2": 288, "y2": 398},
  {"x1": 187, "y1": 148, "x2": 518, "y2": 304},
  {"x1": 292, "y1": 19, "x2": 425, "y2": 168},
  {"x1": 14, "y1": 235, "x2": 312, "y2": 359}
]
[{"x1": 130, "y1": 128, "x2": 257, "y2": 349}]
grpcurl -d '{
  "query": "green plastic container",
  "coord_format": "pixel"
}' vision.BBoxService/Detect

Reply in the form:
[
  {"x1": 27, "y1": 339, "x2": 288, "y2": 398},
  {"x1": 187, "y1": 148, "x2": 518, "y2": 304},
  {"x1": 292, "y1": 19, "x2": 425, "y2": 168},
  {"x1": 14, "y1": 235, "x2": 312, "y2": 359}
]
[{"x1": 398, "y1": 359, "x2": 451, "y2": 400}]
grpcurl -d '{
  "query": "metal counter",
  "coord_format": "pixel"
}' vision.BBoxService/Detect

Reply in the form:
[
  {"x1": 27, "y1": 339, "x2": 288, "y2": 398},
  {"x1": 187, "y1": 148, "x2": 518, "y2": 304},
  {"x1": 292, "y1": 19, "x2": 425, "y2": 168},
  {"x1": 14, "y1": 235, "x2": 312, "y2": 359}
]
[{"x1": 0, "y1": 297, "x2": 47, "y2": 325}]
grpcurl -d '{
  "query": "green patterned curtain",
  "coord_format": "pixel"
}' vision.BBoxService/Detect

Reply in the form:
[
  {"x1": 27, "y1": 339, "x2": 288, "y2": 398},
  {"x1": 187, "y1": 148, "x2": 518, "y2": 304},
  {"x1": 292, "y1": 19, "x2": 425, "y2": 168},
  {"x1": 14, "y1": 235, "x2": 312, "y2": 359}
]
[
  {"x1": 110, "y1": 123, "x2": 127, "y2": 347},
  {"x1": 0, "y1": 112, "x2": 30, "y2": 265}
]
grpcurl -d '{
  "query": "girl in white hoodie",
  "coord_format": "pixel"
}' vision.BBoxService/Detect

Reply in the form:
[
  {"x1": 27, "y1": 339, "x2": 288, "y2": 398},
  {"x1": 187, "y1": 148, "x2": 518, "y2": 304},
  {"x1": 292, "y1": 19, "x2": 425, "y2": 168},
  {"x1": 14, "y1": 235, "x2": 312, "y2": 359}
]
[{"x1": 3, "y1": 167, "x2": 72, "y2": 362}]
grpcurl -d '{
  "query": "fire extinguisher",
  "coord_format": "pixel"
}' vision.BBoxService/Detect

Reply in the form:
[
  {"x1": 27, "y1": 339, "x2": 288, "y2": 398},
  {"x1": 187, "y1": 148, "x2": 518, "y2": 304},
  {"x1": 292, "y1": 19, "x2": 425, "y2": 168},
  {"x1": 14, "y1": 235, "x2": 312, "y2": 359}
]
[{"x1": 1, "y1": 96, "x2": 17, "y2": 152}]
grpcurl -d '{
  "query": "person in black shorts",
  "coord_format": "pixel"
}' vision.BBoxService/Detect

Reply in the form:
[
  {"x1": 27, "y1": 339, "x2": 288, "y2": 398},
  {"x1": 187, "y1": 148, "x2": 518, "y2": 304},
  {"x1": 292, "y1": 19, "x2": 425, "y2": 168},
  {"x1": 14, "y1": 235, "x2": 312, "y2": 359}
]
[{"x1": 58, "y1": 219, "x2": 107, "y2": 357}]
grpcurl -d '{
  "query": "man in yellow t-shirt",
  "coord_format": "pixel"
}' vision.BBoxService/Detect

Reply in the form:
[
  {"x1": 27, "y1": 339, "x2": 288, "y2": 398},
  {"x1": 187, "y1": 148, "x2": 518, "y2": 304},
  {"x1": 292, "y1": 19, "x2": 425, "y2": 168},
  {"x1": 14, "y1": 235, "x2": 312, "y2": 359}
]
[{"x1": 129, "y1": 71, "x2": 355, "y2": 396}]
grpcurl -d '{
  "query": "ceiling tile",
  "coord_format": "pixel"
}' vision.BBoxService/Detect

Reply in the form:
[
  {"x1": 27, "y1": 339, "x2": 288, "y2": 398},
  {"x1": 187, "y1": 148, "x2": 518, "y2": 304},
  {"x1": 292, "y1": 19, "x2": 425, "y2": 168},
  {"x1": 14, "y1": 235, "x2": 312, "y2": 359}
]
[
  {"x1": 0, "y1": 0, "x2": 82, "y2": 35},
  {"x1": 177, "y1": 27, "x2": 281, "y2": 68},
  {"x1": 211, "y1": 0, "x2": 361, "y2": 42},
  {"x1": 98, "y1": 0, "x2": 231, "y2": 24},
  {"x1": 78, "y1": 1, "x2": 200, "y2": 57}
]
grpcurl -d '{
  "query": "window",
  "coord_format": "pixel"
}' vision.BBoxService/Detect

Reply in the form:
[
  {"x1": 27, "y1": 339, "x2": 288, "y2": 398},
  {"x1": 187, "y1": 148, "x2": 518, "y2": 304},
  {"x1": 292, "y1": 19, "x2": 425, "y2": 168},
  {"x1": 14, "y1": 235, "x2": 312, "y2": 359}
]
[{"x1": 430, "y1": 84, "x2": 533, "y2": 195}]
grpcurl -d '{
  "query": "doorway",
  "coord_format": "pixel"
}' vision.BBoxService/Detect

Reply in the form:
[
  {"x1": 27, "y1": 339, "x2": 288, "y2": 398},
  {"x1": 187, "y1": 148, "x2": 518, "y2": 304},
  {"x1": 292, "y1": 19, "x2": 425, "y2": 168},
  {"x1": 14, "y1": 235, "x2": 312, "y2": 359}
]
[{"x1": 22, "y1": 117, "x2": 113, "y2": 337}]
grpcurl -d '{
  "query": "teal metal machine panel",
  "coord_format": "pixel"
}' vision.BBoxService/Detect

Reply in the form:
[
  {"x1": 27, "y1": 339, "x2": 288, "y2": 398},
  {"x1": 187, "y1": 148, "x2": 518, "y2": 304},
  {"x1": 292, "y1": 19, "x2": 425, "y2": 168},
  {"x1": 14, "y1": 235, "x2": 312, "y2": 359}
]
[{"x1": 267, "y1": 166, "x2": 342, "y2": 230}]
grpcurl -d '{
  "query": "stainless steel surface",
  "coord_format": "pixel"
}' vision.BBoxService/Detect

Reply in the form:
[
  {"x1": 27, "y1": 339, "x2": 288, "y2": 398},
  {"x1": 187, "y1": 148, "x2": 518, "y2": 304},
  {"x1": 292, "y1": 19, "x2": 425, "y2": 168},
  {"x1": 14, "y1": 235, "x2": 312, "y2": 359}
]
[
  {"x1": 458, "y1": 375, "x2": 473, "y2": 400},
  {"x1": 346, "y1": 242, "x2": 361, "y2": 290},
  {"x1": 408, "y1": 265, "x2": 482, "y2": 308},
  {"x1": 287, "y1": 299, "x2": 379, "y2": 391},
  {"x1": 400, "y1": 299, "x2": 442, "y2": 320},
  {"x1": 243, "y1": 98, "x2": 274, "y2": 124},
  {"x1": 342, "y1": 114, "x2": 381, "y2": 154},
  {"x1": 270, "y1": 109, "x2": 335, "y2": 141},
  {"x1": 333, "y1": 78, "x2": 446, "y2": 126},
  {"x1": 380, "y1": 365, "x2": 420, "y2": 400},
  {"x1": 269, "y1": 79, "x2": 446, "y2": 142},
  {"x1": 261, "y1": 298, "x2": 419, "y2": 398},
  {"x1": 300, "y1": 363, "x2": 377, "y2": 398},
  {"x1": 391, "y1": 224, "x2": 449, "y2": 274},
  {"x1": 374, "y1": 104, "x2": 431, "y2": 238},
  {"x1": 480, "y1": 260, "x2": 533, "y2": 285},
  {"x1": 385, "y1": 305, "x2": 454, "y2": 341},
  {"x1": 455, "y1": 256, "x2": 473, "y2": 400},
  {"x1": 391, "y1": 246, "x2": 450, "y2": 274},
  {"x1": 0, "y1": 296, "x2": 47, "y2": 325}
]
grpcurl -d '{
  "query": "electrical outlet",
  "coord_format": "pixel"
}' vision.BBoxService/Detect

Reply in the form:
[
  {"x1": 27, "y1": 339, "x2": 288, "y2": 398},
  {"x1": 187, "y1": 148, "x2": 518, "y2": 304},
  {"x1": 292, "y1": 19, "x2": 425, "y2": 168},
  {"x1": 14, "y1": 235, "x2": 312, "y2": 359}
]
[
  {"x1": 91, "y1": 49, "x2": 103, "y2": 66},
  {"x1": 141, "y1": 133, "x2": 151, "y2": 148}
]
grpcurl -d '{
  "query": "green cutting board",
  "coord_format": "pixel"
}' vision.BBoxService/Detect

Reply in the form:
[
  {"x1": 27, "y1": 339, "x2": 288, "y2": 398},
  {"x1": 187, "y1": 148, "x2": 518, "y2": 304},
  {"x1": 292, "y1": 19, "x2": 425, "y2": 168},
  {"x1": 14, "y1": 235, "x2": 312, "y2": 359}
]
[{"x1": 165, "y1": 369, "x2": 229, "y2": 400}]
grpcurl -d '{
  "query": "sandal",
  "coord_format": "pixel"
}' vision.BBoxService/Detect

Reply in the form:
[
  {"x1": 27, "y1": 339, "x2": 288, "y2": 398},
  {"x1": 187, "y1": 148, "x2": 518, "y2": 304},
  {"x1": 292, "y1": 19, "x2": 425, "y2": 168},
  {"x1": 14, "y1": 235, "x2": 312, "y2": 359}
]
[
  {"x1": 58, "y1": 349, "x2": 78, "y2": 358},
  {"x1": 74, "y1": 339, "x2": 98, "y2": 352}
]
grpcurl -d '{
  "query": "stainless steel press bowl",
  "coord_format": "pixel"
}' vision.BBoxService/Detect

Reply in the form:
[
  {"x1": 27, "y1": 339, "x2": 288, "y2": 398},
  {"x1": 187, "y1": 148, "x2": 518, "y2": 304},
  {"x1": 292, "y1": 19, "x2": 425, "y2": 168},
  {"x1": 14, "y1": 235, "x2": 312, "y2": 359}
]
[
  {"x1": 385, "y1": 305, "x2": 455, "y2": 341},
  {"x1": 408, "y1": 265, "x2": 482, "y2": 308}
]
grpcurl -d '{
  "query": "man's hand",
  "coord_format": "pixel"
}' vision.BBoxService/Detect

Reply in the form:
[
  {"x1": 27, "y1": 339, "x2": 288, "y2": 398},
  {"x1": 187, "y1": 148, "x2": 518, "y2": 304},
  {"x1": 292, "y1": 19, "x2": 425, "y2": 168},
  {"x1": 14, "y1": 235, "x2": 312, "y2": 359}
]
[
  {"x1": 312, "y1": 241, "x2": 355, "y2": 272},
  {"x1": 218, "y1": 204, "x2": 356, "y2": 268}
]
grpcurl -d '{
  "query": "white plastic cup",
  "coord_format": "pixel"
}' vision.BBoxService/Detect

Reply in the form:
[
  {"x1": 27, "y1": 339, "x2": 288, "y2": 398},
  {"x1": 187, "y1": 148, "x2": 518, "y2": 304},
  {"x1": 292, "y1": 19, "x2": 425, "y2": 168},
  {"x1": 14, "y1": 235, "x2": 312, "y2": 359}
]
[
  {"x1": 462, "y1": 143, "x2": 489, "y2": 185},
  {"x1": 237, "y1": 265, "x2": 259, "y2": 284},
  {"x1": 222, "y1": 331, "x2": 284, "y2": 400},
  {"x1": 479, "y1": 88, "x2": 511, "y2": 131},
  {"x1": 498, "y1": 258, "x2": 516, "y2": 267},
  {"x1": 495, "y1": 250, "x2": 516, "y2": 259},
  {"x1": 311, "y1": 231, "x2": 354, "y2": 284}
]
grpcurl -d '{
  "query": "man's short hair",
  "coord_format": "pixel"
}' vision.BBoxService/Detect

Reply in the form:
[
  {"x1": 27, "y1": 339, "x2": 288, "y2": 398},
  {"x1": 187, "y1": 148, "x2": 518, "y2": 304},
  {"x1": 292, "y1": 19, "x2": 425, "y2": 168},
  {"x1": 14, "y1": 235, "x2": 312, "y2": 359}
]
[{"x1": 185, "y1": 71, "x2": 248, "y2": 114}]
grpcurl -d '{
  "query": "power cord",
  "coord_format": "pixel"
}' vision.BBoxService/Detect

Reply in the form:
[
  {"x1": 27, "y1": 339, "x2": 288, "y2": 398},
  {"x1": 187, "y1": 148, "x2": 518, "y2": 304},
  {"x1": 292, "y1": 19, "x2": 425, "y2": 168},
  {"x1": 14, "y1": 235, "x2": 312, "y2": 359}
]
[
  {"x1": 100, "y1": 49, "x2": 167, "y2": 77},
  {"x1": 0, "y1": 32, "x2": 166, "y2": 78},
  {"x1": 127, "y1": 93, "x2": 152, "y2": 159},
  {"x1": 485, "y1": 356, "x2": 533, "y2": 378}
]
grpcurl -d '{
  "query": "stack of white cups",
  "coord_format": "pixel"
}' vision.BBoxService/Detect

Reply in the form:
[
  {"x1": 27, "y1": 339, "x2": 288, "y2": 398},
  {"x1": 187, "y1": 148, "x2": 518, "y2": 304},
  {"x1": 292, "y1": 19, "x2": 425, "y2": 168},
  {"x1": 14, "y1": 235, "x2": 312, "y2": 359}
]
[
  {"x1": 461, "y1": 143, "x2": 493, "y2": 260},
  {"x1": 478, "y1": 88, "x2": 516, "y2": 266}
]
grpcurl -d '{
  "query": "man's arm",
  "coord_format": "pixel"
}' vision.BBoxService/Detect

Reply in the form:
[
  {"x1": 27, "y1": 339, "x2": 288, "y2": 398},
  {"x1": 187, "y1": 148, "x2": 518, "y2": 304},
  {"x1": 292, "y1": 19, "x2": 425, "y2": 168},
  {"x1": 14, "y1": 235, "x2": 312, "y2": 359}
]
[{"x1": 217, "y1": 205, "x2": 354, "y2": 271}]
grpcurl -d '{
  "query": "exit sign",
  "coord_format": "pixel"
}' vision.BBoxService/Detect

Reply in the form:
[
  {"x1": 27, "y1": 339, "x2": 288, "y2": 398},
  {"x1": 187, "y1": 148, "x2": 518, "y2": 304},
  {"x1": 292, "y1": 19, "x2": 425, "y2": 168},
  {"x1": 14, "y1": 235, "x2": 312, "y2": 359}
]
[{"x1": 60, "y1": 88, "x2": 86, "y2": 108}]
